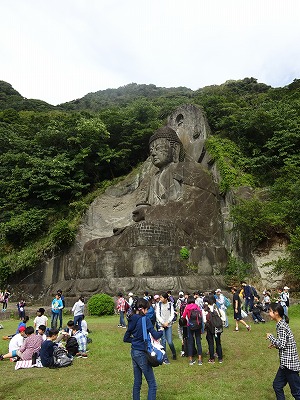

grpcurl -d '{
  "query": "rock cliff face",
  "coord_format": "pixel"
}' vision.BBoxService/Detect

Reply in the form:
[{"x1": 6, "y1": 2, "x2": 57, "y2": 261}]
[{"x1": 12, "y1": 105, "x2": 284, "y2": 302}]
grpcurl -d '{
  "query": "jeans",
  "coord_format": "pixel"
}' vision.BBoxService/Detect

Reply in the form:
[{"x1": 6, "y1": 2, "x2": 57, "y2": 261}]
[
  {"x1": 206, "y1": 330, "x2": 223, "y2": 360},
  {"x1": 187, "y1": 327, "x2": 202, "y2": 357},
  {"x1": 131, "y1": 348, "x2": 157, "y2": 400},
  {"x1": 273, "y1": 367, "x2": 300, "y2": 400},
  {"x1": 245, "y1": 297, "x2": 254, "y2": 312},
  {"x1": 58, "y1": 309, "x2": 63, "y2": 329},
  {"x1": 51, "y1": 312, "x2": 59, "y2": 329},
  {"x1": 74, "y1": 314, "x2": 83, "y2": 331},
  {"x1": 161, "y1": 326, "x2": 176, "y2": 358},
  {"x1": 120, "y1": 311, "x2": 126, "y2": 327}
]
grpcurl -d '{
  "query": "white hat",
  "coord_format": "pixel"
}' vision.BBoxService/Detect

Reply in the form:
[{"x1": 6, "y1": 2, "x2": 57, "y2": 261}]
[
  {"x1": 283, "y1": 286, "x2": 290, "y2": 290},
  {"x1": 128, "y1": 292, "x2": 133, "y2": 296},
  {"x1": 179, "y1": 291, "x2": 184, "y2": 296},
  {"x1": 215, "y1": 289, "x2": 221, "y2": 293}
]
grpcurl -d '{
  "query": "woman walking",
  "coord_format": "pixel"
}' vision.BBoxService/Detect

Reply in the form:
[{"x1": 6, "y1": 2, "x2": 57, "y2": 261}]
[
  {"x1": 124, "y1": 298, "x2": 163, "y2": 400},
  {"x1": 267, "y1": 302, "x2": 300, "y2": 399}
]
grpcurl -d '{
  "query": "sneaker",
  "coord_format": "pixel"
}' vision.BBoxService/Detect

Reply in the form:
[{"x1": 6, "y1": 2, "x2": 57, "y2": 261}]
[
  {"x1": 180, "y1": 351, "x2": 185, "y2": 357},
  {"x1": 189, "y1": 360, "x2": 196, "y2": 366},
  {"x1": 0, "y1": 355, "x2": 4, "y2": 361},
  {"x1": 163, "y1": 359, "x2": 170, "y2": 365},
  {"x1": 117, "y1": 324, "x2": 122, "y2": 328},
  {"x1": 261, "y1": 319, "x2": 266, "y2": 323},
  {"x1": 233, "y1": 329, "x2": 239, "y2": 332},
  {"x1": 122, "y1": 325, "x2": 127, "y2": 329},
  {"x1": 2, "y1": 336, "x2": 9, "y2": 340},
  {"x1": 208, "y1": 359, "x2": 215, "y2": 364},
  {"x1": 247, "y1": 325, "x2": 251, "y2": 332},
  {"x1": 198, "y1": 360, "x2": 203, "y2": 366},
  {"x1": 81, "y1": 353, "x2": 88, "y2": 358},
  {"x1": 76, "y1": 353, "x2": 82, "y2": 358},
  {"x1": 172, "y1": 354, "x2": 177, "y2": 360},
  {"x1": 219, "y1": 359, "x2": 223, "y2": 364}
]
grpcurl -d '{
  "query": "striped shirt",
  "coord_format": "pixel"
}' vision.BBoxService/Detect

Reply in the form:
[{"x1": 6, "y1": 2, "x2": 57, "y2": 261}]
[{"x1": 268, "y1": 319, "x2": 300, "y2": 371}]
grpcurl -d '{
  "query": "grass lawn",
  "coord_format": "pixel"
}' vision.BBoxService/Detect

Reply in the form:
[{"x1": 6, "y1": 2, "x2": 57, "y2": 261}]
[{"x1": 1, "y1": 306, "x2": 300, "y2": 400}]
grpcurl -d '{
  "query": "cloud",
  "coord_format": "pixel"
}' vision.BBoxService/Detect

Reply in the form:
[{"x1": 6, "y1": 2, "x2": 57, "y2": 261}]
[{"x1": 1, "y1": 0, "x2": 299, "y2": 105}]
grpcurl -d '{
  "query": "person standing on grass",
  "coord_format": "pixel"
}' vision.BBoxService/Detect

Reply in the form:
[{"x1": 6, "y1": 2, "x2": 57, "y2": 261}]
[
  {"x1": 51, "y1": 293, "x2": 64, "y2": 329},
  {"x1": 72, "y1": 295, "x2": 85, "y2": 331},
  {"x1": 123, "y1": 297, "x2": 163, "y2": 400},
  {"x1": 231, "y1": 287, "x2": 251, "y2": 332},
  {"x1": 117, "y1": 292, "x2": 127, "y2": 328},
  {"x1": 57, "y1": 289, "x2": 65, "y2": 330},
  {"x1": 155, "y1": 292, "x2": 177, "y2": 364},
  {"x1": 182, "y1": 295, "x2": 203, "y2": 365},
  {"x1": 267, "y1": 302, "x2": 300, "y2": 399}
]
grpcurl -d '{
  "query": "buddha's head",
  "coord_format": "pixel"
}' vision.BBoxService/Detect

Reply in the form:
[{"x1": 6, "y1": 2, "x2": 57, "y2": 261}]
[{"x1": 149, "y1": 126, "x2": 184, "y2": 169}]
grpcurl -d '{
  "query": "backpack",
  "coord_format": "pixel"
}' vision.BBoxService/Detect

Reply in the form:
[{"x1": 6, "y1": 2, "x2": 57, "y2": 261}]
[
  {"x1": 65, "y1": 336, "x2": 79, "y2": 356},
  {"x1": 52, "y1": 346, "x2": 73, "y2": 368},
  {"x1": 188, "y1": 308, "x2": 202, "y2": 331},
  {"x1": 207, "y1": 306, "x2": 223, "y2": 335},
  {"x1": 124, "y1": 301, "x2": 130, "y2": 312}
]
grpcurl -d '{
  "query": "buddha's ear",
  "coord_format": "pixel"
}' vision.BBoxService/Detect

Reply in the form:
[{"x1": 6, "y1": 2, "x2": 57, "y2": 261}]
[{"x1": 172, "y1": 143, "x2": 181, "y2": 163}]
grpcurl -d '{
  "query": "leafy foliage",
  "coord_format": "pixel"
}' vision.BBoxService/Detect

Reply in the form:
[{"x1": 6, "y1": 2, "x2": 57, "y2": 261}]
[
  {"x1": 87, "y1": 294, "x2": 115, "y2": 316},
  {"x1": 224, "y1": 255, "x2": 253, "y2": 286}
]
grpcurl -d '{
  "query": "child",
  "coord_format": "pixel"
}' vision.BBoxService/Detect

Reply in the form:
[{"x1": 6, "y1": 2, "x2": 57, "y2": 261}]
[
  {"x1": 0, "y1": 326, "x2": 43, "y2": 361},
  {"x1": 17, "y1": 300, "x2": 26, "y2": 320},
  {"x1": 38, "y1": 325, "x2": 47, "y2": 341},
  {"x1": 73, "y1": 324, "x2": 87, "y2": 358},
  {"x1": 34, "y1": 308, "x2": 48, "y2": 333},
  {"x1": 267, "y1": 302, "x2": 300, "y2": 399},
  {"x1": 40, "y1": 328, "x2": 59, "y2": 367}
]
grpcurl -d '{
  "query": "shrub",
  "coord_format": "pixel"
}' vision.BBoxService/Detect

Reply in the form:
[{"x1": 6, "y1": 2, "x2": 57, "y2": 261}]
[{"x1": 87, "y1": 293, "x2": 115, "y2": 316}]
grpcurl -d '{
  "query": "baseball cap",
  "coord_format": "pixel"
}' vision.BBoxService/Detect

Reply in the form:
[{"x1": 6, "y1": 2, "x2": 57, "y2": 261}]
[
  {"x1": 19, "y1": 326, "x2": 26, "y2": 332},
  {"x1": 154, "y1": 294, "x2": 160, "y2": 300},
  {"x1": 128, "y1": 292, "x2": 133, "y2": 296},
  {"x1": 179, "y1": 291, "x2": 184, "y2": 296},
  {"x1": 215, "y1": 289, "x2": 221, "y2": 293},
  {"x1": 284, "y1": 286, "x2": 290, "y2": 290}
]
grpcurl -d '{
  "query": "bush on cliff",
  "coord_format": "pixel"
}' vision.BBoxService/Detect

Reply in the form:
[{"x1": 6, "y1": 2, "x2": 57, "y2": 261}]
[{"x1": 87, "y1": 293, "x2": 115, "y2": 316}]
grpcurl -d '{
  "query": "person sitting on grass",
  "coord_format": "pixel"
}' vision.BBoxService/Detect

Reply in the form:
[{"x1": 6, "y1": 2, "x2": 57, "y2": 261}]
[
  {"x1": 37, "y1": 324, "x2": 47, "y2": 341},
  {"x1": 0, "y1": 326, "x2": 43, "y2": 361},
  {"x1": 73, "y1": 324, "x2": 87, "y2": 358},
  {"x1": 252, "y1": 296, "x2": 266, "y2": 324},
  {"x1": 40, "y1": 328, "x2": 59, "y2": 367},
  {"x1": 8, "y1": 326, "x2": 27, "y2": 357}
]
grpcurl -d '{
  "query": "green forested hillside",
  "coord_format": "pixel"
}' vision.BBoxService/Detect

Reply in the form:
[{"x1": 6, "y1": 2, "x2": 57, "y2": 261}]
[{"x1": 0, "y1": 77, "x2": 299, "y2": 286}]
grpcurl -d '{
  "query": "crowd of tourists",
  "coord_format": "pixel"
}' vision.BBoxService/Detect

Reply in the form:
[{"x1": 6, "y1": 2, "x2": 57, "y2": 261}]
[
  {"x1": 120, "y1": 284, "x2": 299, "y2": 400},
  {"x1": 0, "y1": 289, "x2": 90, "y2": 368}
]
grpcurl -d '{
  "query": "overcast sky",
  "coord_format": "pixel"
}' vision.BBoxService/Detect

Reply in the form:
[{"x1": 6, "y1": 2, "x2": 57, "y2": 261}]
[{"x1": 1, "y1": 0, "x2": 299, "y2": 105}]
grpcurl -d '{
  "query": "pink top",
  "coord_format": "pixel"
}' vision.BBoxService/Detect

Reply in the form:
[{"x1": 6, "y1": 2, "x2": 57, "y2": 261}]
[{"x1": 19, "y1": 334, "x2": 43, "y2": 360}]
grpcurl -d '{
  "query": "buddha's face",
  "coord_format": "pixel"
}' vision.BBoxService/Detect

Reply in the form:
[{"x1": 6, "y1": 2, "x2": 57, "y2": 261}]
[{"x1": 149, "y1": 138, "x2": 173, "y2": 169}]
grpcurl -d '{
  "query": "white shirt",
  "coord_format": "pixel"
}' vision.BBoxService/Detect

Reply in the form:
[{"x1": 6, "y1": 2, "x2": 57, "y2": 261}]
[
  {"x1": 72, "y1": 299, "x2": 85, "y2": 317},
  {"x1": 34, "y1": 315, "x2": 48, "y2": 330},
  {"x1": 155, "y1": 301, "x2": 174, "y2": 327},
  {"x1": 9, "y1": 333, "x2": 24, "y2": 353},
  {"x1": 81, "y1": 319, "x2": 88, "y2": 336}
]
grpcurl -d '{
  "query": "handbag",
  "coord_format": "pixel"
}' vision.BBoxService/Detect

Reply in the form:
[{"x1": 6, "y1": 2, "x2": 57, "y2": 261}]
[{"x1": 142, "y1": 317, "x2": 165, "y2": 367}]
